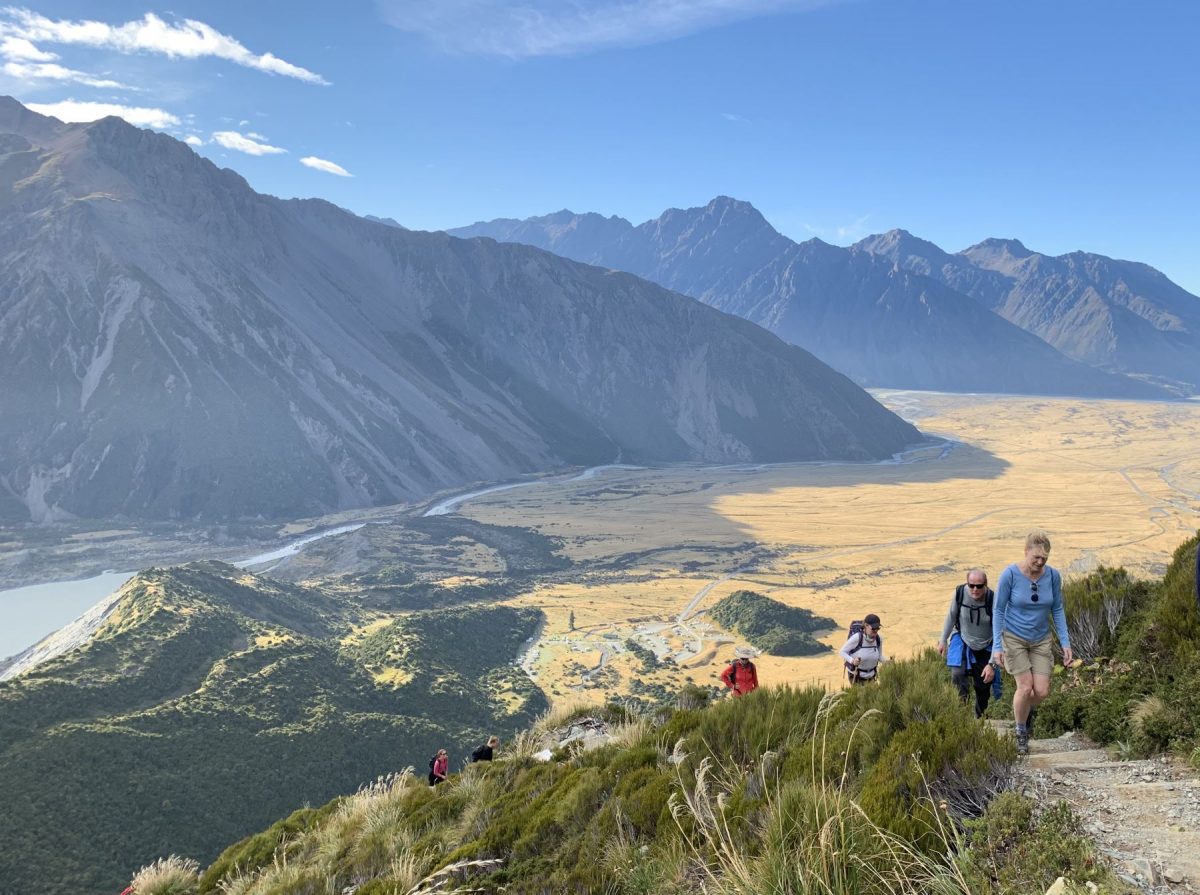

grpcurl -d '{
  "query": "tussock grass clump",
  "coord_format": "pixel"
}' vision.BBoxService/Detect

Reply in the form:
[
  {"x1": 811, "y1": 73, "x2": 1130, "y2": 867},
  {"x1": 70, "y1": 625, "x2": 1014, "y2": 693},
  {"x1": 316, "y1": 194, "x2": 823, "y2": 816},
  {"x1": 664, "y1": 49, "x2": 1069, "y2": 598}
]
[{"x1": 132, "y1": 855, "x2": 201, "y2": 895}]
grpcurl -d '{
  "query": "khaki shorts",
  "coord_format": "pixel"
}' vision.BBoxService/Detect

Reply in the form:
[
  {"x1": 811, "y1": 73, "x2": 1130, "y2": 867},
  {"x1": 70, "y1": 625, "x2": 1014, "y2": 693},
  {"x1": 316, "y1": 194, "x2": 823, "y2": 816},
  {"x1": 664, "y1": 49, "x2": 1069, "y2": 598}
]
[{"x1": 1001, "y1": 631, "x2": 1054, "y2": 677}]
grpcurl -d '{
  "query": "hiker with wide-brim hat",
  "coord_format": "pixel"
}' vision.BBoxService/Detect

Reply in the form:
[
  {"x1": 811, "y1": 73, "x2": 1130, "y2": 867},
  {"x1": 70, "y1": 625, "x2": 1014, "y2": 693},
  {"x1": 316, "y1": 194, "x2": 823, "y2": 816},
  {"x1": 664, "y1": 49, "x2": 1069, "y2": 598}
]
[{"x1": 720, "y1": 647, "x2": 759, "y2": 696}]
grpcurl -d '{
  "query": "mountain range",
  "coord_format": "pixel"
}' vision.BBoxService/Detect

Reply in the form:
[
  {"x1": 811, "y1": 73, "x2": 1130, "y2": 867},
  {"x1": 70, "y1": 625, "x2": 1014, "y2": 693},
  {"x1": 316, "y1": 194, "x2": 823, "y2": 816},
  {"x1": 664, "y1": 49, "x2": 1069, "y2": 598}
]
[
  {"x1": 0, "y1": 97, "x2": 919, "y2": 524},
  {"x1": 450, "y1": 199, "x2": 1197, "y2": 398}
]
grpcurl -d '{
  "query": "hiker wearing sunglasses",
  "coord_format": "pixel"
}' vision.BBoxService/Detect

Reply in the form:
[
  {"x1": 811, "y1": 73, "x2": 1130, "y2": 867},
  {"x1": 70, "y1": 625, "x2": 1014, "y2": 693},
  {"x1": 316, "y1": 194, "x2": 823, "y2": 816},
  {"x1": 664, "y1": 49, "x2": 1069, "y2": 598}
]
[
  {"x1": 937, "y1": 569, "x2": 997, "y2": 718},
  {"x1": 991, "y1": 530, "x2": 1072, "y2": 756}
]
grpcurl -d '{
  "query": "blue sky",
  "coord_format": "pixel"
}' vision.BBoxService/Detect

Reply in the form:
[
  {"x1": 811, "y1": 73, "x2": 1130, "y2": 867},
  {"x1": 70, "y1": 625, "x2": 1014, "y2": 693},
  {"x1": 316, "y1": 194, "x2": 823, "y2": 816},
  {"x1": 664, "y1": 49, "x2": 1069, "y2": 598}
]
[{"x1": 2, "y1": 0, "x2": 1198, "y2": 292}]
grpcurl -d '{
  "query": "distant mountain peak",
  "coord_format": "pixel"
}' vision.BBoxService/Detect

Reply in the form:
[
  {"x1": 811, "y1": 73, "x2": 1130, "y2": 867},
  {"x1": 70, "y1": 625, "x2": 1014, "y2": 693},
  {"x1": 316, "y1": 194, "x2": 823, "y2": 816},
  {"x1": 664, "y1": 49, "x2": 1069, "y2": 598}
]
[
  {"x1": 855, "y1": 229, "x2": 947, "y2": 259},
  {"x1": 963, "y1": 237, "x2": 1032, "y2": 258}
]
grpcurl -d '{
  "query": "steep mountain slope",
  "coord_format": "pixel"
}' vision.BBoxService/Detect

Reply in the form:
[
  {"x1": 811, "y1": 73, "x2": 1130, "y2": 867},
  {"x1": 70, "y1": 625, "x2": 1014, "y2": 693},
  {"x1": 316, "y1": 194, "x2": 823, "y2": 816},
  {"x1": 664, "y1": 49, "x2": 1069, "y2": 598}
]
[
  {"x1": 451, "y1": 199, "x2": 1174, "y2": 399},
  {"x1": 858, "y1": 229, "x2": 1200, "y2": 392},
  {"x1": 0, "y1": 98, "x2": 919, "y2": 523},
  {"x1": 0, "y1": 560, "x2": 546, "y2": 895}
]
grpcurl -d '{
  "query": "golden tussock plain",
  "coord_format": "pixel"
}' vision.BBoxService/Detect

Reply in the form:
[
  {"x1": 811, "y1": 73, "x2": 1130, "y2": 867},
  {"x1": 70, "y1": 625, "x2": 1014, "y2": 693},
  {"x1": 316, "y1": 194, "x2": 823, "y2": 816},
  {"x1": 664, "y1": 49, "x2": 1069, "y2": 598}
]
[{"x1": 456, "y1": 393, "x2": 1200, "y2": 701}]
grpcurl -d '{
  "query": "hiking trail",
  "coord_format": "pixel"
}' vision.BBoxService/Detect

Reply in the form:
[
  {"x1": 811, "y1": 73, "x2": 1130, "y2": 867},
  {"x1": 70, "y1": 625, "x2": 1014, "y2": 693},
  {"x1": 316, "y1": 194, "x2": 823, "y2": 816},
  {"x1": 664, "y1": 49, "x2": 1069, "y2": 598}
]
[{"x1": 998, "y1": 720, "x2": 1200, "y2": 893}]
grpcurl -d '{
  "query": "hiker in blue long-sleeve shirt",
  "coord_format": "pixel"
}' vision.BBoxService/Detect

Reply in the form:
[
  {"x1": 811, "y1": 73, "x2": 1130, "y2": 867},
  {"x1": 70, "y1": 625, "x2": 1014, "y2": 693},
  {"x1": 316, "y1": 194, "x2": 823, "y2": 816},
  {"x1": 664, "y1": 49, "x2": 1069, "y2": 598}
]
[{"x1": 991, "y1": 530, "x2": 1073, "y2": 756}]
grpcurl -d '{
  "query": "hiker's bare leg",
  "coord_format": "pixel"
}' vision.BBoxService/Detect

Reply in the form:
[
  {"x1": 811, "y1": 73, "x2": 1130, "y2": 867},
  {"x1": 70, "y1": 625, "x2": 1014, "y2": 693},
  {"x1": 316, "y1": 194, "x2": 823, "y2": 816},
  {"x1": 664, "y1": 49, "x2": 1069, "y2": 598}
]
[
  {"x1": 1029, "y1": 673, "x2": 1050, "y2": 707},
  {"x1": 1012, "y1": 670, "x2": 1036, "y2": 726}
]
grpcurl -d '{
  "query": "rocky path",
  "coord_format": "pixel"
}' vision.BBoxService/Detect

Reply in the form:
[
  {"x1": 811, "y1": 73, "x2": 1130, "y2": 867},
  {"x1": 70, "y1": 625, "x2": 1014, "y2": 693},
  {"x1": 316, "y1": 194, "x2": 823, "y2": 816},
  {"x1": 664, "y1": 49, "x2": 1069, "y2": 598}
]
[{"x1": 1013, "y1": 725, "x2": 1200, "y2": 893}]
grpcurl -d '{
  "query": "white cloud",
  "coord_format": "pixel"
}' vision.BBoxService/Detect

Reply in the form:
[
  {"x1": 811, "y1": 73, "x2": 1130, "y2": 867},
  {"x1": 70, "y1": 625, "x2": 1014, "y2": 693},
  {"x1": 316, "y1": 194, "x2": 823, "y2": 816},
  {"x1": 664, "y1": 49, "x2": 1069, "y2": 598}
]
[
  {"x1": 0, "y1": 8, "x2": 329, "y2": 83},
  {"x1": 0, "y1": 35, "x2": 54, "y2": 60},
  {"x1": 300, "y1": 156, "x2": 352, "y2": 177},
  {"x1": 721, "y1": 112, "x2": 747, "y2": 123},
  {"x1": 245, "y1": 130, "x2": 267, "y2": 141},
  {"x1": 212, "y1": 130, "x2": 287, "y2": 155},
  {"x1": 378, "y1": 0, "x2": 838, "y2": 57},
  {"x1": 184, "y1": 134, "x2": 204, "y2": 146},
  {"x1": 25, "y1": 99, "x2": 180, "y2": 129},
  {"x1": 2, "y1": 60, "x2": 129, "y2": 88}
]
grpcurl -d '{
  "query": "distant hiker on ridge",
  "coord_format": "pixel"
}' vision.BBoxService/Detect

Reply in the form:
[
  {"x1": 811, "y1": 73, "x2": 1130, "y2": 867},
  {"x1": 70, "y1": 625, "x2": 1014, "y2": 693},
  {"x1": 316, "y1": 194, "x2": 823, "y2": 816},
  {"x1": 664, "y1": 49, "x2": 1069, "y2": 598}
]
[
  {"x1": 721, "y1": 648, "x2": 759, "y2": 696},
  {"x1": 992, "y1": 530, "x2": 1072, "y2": 756},
  {"x1": 428, "y1": 748, "x2": 449, "y2": 786},
  {"x1": 840, "y1": 614, "x2": 885, "y2": 684},
  {"x1": 938, "y1": 569, "x2": 999, "y2": 717},
  {"x1": 471, "y1": 736, "x2": 500, "y2": 762}
]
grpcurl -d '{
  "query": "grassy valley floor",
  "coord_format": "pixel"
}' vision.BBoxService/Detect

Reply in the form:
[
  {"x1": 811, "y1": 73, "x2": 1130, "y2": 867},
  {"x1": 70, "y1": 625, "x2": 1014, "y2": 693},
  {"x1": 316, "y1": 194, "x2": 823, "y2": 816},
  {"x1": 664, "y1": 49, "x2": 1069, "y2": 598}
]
[{"x1": 443, "y1": 392, "x2": 1200, "y2": 698}]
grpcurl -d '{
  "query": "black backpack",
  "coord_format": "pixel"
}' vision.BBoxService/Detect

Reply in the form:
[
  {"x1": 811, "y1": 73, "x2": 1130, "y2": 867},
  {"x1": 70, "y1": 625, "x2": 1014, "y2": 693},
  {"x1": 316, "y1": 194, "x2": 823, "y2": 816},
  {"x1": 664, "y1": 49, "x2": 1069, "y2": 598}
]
[
  {"x1": 470, "y1": 744, "x2": 489, "y2": 763},
  {"x1": 953, "y1": 584, "x2": 994, "y2": 635}
]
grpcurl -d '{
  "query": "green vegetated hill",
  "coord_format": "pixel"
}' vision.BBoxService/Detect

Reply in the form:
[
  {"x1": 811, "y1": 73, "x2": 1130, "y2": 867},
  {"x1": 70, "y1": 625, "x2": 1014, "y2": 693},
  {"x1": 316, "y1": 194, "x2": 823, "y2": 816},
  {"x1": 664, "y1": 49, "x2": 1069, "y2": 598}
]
[
  {"x1": 136, "y1": 658, "x2": 1127, "y2": 895},
  {"x1": 0, "y1": 562, "x2": 546, "y2": 895},
  {"x1": 1039, "y1": 532, "x2": 1200, "y2": 756},
  {"x1": 708, "y1": 588, "x2": 835, "y2": 655}
]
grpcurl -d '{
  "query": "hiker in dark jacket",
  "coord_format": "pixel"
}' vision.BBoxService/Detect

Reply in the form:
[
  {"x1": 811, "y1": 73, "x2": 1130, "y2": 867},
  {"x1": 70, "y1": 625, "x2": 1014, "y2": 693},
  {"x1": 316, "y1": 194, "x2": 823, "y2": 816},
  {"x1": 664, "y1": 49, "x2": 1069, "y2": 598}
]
[
  {"x1": 938, "y1": 569, "x2": 998, "y2": 717},
  {"x1": 471, "y1": 736, "x2": 500, "y2": 762},
  {"x1": 720, "y1": 650, "x2": 759, "y2": 695},
  {"x1": 428, "y1": 748, "x2": 449, "y2": 785}
]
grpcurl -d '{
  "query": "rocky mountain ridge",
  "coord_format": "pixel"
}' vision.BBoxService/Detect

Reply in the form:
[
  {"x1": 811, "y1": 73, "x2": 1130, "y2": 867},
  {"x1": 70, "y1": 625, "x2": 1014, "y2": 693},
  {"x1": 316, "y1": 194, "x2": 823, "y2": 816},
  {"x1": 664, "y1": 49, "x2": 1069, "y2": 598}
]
[
  {"x1": 450, "y1": 198, "x2": 1191, "y2": 397},
  {"x1": 859, "y1": 228, "x2": 1200, "y2": 393}
]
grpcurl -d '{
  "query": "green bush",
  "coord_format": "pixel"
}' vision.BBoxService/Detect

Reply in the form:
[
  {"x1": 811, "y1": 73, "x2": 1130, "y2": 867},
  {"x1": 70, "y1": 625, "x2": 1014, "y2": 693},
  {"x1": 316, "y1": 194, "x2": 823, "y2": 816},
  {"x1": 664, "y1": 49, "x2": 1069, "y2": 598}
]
[{"x1": 957, "y1": 792, "x2": 1124, "y2": 894}]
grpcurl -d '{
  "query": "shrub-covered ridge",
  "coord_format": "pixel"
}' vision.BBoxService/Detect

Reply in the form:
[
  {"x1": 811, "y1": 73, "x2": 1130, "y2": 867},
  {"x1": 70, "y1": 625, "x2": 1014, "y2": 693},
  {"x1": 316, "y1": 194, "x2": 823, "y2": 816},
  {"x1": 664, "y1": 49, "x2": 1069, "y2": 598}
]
[{"x1": 133, "y1": 653, "x2": 1129, "y2": 895}]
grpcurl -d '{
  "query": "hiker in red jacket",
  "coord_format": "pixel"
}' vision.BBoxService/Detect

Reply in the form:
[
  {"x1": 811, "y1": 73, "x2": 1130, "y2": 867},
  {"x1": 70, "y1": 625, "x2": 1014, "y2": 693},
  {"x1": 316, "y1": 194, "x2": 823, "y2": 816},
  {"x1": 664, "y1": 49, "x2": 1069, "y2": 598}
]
[{"x1": 720, "y1": 650, "x2": 759, "y2": 696}]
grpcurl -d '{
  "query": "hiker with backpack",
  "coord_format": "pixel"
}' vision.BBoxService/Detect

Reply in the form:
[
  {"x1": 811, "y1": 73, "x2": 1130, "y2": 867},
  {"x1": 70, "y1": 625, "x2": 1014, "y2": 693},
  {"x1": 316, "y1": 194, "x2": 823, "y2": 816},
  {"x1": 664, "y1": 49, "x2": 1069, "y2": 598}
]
[
  {"x1": 471, "y1": 736, "x2": 500, "y2": 762},
  {"x1": 992, "y1": 530, "x2": 1072, "y2": 756},
  {"x1": 428, "y1": 748, "x2": 449, "y2": 785},
  {"x1": 938, "y1": 569, "x2": 999, "y2": 717},
  {"x1": 720, "y1": 648, "x2": 759, "y2": 696},
  {"x1": 839, "y1": 614, "x2": 885, "y2": 684}
]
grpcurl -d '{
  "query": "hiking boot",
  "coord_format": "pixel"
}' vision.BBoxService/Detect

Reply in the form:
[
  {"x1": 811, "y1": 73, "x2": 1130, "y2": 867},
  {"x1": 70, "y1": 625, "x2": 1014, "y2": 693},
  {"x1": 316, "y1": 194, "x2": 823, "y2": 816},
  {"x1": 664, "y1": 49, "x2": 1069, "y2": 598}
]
[{"x1": 1016, "y1": 729, "x2": 1029, "y2": 756}]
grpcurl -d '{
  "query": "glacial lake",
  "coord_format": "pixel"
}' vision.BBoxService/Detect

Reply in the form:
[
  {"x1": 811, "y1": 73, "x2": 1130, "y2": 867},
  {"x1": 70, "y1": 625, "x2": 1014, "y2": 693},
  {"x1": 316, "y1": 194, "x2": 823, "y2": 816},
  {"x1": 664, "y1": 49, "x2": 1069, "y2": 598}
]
[{"x1": 0, "y1": 571, "x2": 134, "y2": 661}]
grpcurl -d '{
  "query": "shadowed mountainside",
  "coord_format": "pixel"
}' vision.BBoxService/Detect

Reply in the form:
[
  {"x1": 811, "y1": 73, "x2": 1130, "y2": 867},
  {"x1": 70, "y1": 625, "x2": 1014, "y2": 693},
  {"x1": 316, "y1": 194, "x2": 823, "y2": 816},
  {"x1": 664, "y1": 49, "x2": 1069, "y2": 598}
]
[{"x1": 0, "y1": 98, "x2": 919, "y2": 523}]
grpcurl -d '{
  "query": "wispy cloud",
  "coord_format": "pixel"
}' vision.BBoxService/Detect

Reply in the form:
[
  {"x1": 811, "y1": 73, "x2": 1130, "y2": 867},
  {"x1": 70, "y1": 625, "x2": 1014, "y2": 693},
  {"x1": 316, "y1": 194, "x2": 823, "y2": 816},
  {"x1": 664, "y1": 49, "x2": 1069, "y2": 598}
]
[
  {"x1": 183, "y1": 134, "x2": 204, "y2": 146},
  {"x1": 25, "y1": 99, "x2": 180, "y2": 129},
  {"x1": 0, "y1": 8, "x2": 328, "y2": 84},
  {"x1": 721, "y1": 112, "x2": 747, "y2": 123},
  {"x1": 212, "y1": 130, "x2": 287, "y2": 155},
  {"x1": 300, "y1": 155, "x2": 352, "y2": 177},
  {"x1": 836, "y1": 213, "x2": 871, "y2": 241},
  {"x1": 2, "y1": 60, "x2": 129, "y2": 89},
  {"x1": 0, "y1": 35, "x2": 53, "y2": 60},
  {"x1": 379, "y1": 0, "x2": 838, "y2": 57}
]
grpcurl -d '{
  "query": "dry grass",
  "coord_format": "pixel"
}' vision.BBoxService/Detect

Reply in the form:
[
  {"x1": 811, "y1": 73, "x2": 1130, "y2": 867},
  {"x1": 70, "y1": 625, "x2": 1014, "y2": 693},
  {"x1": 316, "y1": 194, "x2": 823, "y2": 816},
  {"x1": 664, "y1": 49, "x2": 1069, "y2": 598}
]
[
  {"x1": 669, "y1": 692, "x2": 973, "y2": 895},
  {"x1": 130, "y1": 855, "x2": 200, "y2": 895}
]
